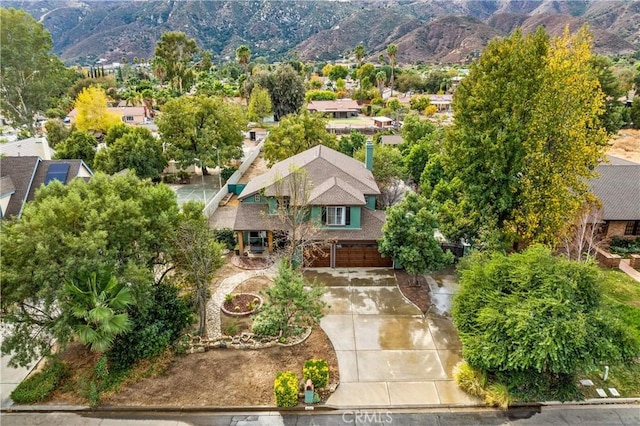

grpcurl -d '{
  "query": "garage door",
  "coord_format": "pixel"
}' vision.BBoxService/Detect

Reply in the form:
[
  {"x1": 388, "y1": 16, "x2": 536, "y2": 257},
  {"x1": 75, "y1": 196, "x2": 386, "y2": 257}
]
[{"x1": 335, "y1": 244, "x2": 393, "y2": 268}]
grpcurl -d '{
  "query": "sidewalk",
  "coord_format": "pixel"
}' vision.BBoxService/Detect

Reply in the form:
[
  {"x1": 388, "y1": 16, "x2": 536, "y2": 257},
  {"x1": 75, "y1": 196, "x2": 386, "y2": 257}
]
[
  {"x1": 619, "y1": 259, "x2": 640, "y2": 282},
  {"x1": 0, "y1": 326, "x2": 39, "y2": 409}
]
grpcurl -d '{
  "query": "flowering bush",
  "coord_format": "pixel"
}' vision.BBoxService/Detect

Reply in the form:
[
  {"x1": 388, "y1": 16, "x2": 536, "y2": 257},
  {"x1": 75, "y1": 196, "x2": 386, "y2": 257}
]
[
  {"x1": 303, "y1": 359, "x2": 329, "y2": 388},
  {"x1": 273, "y1": 371, "x2": 299, "y2": 407}
]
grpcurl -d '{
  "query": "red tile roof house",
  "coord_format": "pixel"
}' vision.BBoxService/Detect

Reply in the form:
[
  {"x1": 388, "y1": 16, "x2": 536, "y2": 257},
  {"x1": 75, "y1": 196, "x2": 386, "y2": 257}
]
[
  {"x1": 233, "y1": 142, "x2": 393, "y2": 267},
  {"x1": 0, "y1": 156, "x2": 93, "y2": 219},
  {"x1": 590, "y1": 157, "x2": 640, "y2": 239},
  {"x1": 306, "y1": 99, "x2": 361, "y2": 119}
]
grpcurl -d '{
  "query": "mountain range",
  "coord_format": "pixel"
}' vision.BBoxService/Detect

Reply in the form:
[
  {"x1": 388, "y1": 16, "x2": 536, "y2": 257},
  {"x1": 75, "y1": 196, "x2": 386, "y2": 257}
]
[{"x1": 5, "y1": 0, "x2": 639, "y2": 65}]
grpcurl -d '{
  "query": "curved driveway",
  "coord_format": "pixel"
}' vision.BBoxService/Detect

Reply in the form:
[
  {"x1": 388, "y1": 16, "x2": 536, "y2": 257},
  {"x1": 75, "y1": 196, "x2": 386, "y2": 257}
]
[{"x1": 304, "y1": 267, "x2": 480, "y2": 408}]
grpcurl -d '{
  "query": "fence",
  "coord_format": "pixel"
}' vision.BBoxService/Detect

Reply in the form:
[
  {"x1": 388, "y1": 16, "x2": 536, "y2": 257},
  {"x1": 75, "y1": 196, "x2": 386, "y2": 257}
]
[{"x1": 203, "y1": 140, "x2": 264, "y2": 218}]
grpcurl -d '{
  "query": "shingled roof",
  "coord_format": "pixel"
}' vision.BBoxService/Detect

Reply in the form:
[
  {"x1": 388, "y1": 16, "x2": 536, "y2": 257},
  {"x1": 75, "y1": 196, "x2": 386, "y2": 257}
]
[
  {"x1": 0, "y1": 156, "x2": 92, "y2": 219},
  {"x1": 590, "y1": 164, "x2": 640, "y2": 221},
  {"x1": 239, "y1": 144, "x2": 380, "y2": 200}
]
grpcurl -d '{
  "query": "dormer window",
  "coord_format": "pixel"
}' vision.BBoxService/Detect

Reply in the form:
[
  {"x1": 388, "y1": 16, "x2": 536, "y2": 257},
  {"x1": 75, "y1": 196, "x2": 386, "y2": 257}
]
[{"x1": 324, "y1": 206, "x2": 347, "y2": 226}]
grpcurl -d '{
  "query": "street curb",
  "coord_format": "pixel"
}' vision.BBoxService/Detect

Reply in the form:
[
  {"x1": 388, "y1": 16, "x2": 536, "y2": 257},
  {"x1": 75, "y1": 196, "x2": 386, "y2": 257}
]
[{"x1": 0, "y1": 404, "x2": 338, "y2": 414}]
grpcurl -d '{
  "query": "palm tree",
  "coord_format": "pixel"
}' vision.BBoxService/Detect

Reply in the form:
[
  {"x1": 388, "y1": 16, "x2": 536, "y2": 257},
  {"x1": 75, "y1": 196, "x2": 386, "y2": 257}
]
[
  {"x1": 63, "y1": 272, "x2": 133, "y2": 353},
  {"x1": 376, "y1": 70, "x2": 386, "y2": 99},
  {"x1": 354, "y1": 44, "x2": 366, "y2": 100},
  {"x1": 387, "y1": 44, "x2": 397, "y2": 97},
  {"x1": 236, "y1": 45, "x2": 252, "y2": 102}
]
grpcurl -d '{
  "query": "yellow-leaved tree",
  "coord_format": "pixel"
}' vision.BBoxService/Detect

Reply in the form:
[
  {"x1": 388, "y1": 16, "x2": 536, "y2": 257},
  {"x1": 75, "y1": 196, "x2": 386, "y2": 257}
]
[
  {"x1": 436, "y1": 25, "x2": 608, "y2": 249},
  {"x1": 74, "y1": 86, "x2": 121, "y2": 133},
  {"x1": 514, "y1": 27, "x2": 607, "y2": 244}
]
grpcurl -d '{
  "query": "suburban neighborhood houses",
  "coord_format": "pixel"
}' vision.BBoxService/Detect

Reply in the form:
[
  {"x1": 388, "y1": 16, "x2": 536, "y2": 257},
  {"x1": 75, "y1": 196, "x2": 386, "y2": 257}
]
[{"x1": 1, "y1": 2, "x2": 640, "y2": 423}]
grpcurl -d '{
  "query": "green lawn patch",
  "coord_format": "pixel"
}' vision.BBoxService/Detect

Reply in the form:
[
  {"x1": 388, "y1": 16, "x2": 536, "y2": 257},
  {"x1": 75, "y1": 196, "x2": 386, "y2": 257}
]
[{"x1": 577, "y1": 268, "x2": 640, "y2": 398}]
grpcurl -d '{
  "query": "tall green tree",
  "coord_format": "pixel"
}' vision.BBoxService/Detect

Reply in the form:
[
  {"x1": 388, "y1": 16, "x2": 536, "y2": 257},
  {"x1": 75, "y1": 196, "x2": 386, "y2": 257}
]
[
  {"x1": 0, "y1": 173, "x2": 181, "y2": 367},
  {"x1": 440, "y1": 27, "x2": 607, "y2": 249},
  {"x1": 63, "y1": 271, "x2": 133, "y2": 353},
  {"x1": 378, "y1": 193, "x2": 454, "y2": 285},
  {"x1": 157, "y1": 95, "x2": 246, "y2": 172},
  {"x1": 93, "y1": 127, "x2": 167, "y2": 179},
  {"x1": 0, "y1": 8, "x2": 74, "y2": 134},
  {"x1": 338, "y1": 130, "x2": 367, "y2": 157},
  {"x1": 387, "y1": 44, "x2": 398, "y2": 96},
  {"x1": 262, "y1": 110, "x2": 337, "y2": 166},
  {"x1": 236, "y1": 45, "x2": 251, "y2": 78},
  {"x1": 354, "y1": 143, "x2": 406, "y2": 208},
  {"x1": 153, "y1": 31, "x2": 199, "y2": 95},
  {"x1": 590, "y1": 55, "x2": 625, "y2": 135},
  {"x1": 247, "y1": 84, "x2": 272, "y2": 122},
  {"x1": 453, "y1": 246, "x2": 639, "y2": 401},
  {"x1": 54, "y1": 131, "x2": 97, "y2": 168},
  {"x1": 270, "y1": 64, "x2": 305, "y2": 121}
]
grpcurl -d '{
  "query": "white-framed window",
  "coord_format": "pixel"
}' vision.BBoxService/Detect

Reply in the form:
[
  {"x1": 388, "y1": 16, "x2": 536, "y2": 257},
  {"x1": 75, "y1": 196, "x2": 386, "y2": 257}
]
[
  {"x1": 326, "y1": 206, "x2": 346, "y2": 226},
  {"x1": 254, "y1": 194, "x2": 261, "y2": 202},
  {"x1": 124, "y1": 115, "x2": 134, "y2": 122}
]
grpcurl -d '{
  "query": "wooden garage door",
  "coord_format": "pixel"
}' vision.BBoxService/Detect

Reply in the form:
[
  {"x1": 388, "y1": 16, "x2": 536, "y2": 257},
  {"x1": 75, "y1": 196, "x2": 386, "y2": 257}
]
[
  {"x1": 304, "y1": 246, "x2": 331, "y2": 267},
  {"x1": 335, "y1": 244, "x2": 393, "y2": 268}
]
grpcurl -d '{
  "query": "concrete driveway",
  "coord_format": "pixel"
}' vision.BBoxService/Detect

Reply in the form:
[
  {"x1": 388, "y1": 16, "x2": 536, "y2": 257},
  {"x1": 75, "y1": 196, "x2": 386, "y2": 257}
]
[{"x1": 304, "y1": 267, "x2": 480, "y2": 408}]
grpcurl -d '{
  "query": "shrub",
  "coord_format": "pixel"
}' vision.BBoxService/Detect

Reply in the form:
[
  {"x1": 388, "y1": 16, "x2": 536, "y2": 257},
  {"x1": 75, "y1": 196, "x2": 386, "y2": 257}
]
[
  {"x1": 252, "y1": 308, "x2": 282, "y2": 337},
  {"x1": 274, "y1": 371, "x2": 299, "y2": 407},
  {"x1": 108, "y1": 282, "x2": 192, "y2": 371},
  {"x1": 303, "y1": 359, "x2": 329, "y2": 388},
  {"x1": 453, "y1": 361, "x2": 486, "y2": 398},
  {"x1": 214, "y1": 228, "x2": 236, "y2": 250},
  {"x1": 484, "y1": 383, "x2": 513, "y2": 410},
  {"x1": 221, "y1": 166, "x2": 237, "y2": 182},
  {"x1": 11, "y1": 360, "x2": 68, "y2": 404},
  {"x1": 609, "y1": 236, "x2": 640, "y2": 255}
]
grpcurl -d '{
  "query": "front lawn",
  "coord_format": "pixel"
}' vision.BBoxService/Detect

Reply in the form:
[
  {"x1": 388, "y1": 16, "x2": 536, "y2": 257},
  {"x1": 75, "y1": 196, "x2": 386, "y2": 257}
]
[{"x1": 578, "y1": 269, "x2": 640, "y2": 398}]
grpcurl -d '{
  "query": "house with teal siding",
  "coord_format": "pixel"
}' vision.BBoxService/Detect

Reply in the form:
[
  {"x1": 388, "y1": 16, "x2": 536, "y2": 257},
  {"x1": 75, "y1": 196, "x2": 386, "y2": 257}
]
[{"x1": 233, "y1": 142, "x2": 392, "y2": 267}]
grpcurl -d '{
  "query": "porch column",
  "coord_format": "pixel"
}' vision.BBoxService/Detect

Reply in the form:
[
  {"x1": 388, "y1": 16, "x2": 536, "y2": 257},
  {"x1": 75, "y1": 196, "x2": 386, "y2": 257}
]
[
  {"x1": 237, "y1": 231, "x2": 244, "y2": 255},
  {"x1": 267, "y1": 231, "x2": 273, "y2": 253}
]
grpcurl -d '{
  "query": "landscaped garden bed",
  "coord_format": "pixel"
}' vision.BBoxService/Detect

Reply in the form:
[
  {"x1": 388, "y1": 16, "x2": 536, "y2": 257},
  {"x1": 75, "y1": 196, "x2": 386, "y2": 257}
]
[{"x1": 608, "y1": 236, "x2": 640, "y2": 258}]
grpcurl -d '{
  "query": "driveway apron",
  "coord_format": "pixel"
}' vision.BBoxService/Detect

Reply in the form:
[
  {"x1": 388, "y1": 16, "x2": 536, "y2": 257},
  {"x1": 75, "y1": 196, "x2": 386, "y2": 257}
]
[{"x1": 306, "y1": 267, "x2": 480, "y2": 408}]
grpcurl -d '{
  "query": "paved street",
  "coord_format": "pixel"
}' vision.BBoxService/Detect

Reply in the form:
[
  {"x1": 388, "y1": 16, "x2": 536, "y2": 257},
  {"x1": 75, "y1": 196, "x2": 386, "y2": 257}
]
[
  {"x1": 2, "y1": 405, "x2": 639, "y2": 425},
  {"x1": 306, "y1": 267, "x2": 477, "y2": 408}
]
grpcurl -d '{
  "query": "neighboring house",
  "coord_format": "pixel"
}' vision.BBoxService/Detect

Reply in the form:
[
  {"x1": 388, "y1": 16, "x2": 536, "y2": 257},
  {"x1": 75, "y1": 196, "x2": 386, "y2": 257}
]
[
  {"x1": 372, "y1": 116, "x2": 393, "y2": 128},
  {"x1": 233, "y1": 143, "x2": 393, "y2": 267},
  {"x1": 67, "y1": 106, "x2": 150, "y2": 126},
  {"x1": 306, "y1": 99, "x2": 361, "y2": 119},
  {"x1": 0, "y1": 156, "x2": 93, "y2": 219},
  {"x1": 380, "y1": 135, "x2": 403, "y2": 146},
  {"x1": 427, "y1": 94, "x2": 453, "y2": 112},
  {"x1": 0, "y1": 137, "x2": 54, "y2": 160},
  {"x1": 589, "y1": 157, "x2": 640, "y2": 239},
  {"x1": 248, "y1": 128, "x2": 268, "y2": 141}
]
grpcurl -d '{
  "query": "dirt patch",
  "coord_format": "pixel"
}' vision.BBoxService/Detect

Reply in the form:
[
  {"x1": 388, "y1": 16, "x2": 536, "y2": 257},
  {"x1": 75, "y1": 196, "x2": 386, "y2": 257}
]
[
  {"x1": 238, "y1": 154, "x2": 270, "y2": 184},
  {"x1": 101, "y1": 326, "x2": 339, "y2": 407},
  {"x1": 222, "y1": 293, "x2": 262, "y2": 315},
  {"x1": 231, "y1": 255, "x2": 275, "y2": 270},
  {"x1": 608, "y1": 129, "x2": 640, "y2": 163},
  {"x1": 395, "y1": 270, "x2": 430, "y2": 314}
]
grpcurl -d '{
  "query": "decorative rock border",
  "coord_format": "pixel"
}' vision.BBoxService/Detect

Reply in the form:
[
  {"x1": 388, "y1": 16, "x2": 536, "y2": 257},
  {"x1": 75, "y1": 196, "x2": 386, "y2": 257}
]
[{"x1": 184, "y1": 327, "x2": 312, "y2": 353}]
